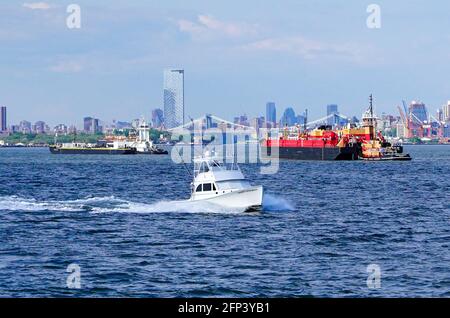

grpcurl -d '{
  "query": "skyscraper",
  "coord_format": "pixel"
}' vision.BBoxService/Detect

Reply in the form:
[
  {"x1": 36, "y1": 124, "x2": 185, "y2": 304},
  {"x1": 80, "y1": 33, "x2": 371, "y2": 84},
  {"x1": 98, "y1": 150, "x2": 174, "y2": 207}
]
[
  {"x1": 280, "y1": 107, "x2": 296, "y2": 127},
  {"x1": 437, "y1": 109, "x2": 443, "y2": 122},
  {"x1": 444, "y1": 101, "x2": 450, "y2": 122},
  {"x1": 409, "y1": 101, "x2": 428, "y2": 122},
  {"x1": 266, "y1": 102, "x2": 276, "y2": 126},
  {"x1": 0, "y1": 106, "x2": 6, "y2": 132},
  {"x1": 83, "y1": 117, "x2": 100, "y2": 134},
  {"x1": 164, "y1": 69, "x2": 184, "y2": 129},
  {"x1": 93, "y1": 118, "x2": 100, "y2": 133},
  {"x1": 33, "y1": 121, "x2": 46, "y2": 134},
  {"x1": 19, "y1": 120, "x2": 31, "y2": 134},
  {"x1": 152, "y1": 108, "x2": 164, "y2": 129},
  {"x1": 327, "y1": 104, "x2": 339, "y2": 126},
  {"x1": 84, "y1": 117, "x2": 93, "y2": 132},
  {"x1": 296, "y1": 113, "x2": 307, "y2": 127}
]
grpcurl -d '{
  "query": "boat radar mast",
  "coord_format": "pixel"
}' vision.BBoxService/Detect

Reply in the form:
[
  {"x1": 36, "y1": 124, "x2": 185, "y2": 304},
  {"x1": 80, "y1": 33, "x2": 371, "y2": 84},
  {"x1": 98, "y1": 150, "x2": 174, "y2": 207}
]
[{"x1": 362, "y1": 94, "x2": 378, "y2": 139}]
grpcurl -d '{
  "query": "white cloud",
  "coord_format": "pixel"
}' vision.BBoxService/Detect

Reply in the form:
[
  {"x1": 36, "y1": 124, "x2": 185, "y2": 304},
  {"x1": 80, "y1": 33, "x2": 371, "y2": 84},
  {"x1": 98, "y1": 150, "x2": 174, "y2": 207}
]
[
  {"x1": 23, "y1": 2, "x2": 52, "y2": 10},
  {"x1": 242, "y1": 36, "x2": 364, "y2": 61},
  {"x1": 49, "y1": 61, "x2": 83, "y2": 73},
  {"x1": 176, "y1": 15, "x2": 366, "y2": 63},
  {"x1": 177, "y1": 14, "x2": 258, "y2": 39}
]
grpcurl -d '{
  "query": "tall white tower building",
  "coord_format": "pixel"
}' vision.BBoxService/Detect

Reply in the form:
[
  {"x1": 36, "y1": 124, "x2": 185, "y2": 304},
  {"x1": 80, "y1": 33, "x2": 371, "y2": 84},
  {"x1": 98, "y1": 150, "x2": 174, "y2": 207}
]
[
  {"x1": 163, "y1": 69, "x2": 184, "y2": 129},
  {"x1": 0, "y1": 106, "x2": 6, "y2": 132}
]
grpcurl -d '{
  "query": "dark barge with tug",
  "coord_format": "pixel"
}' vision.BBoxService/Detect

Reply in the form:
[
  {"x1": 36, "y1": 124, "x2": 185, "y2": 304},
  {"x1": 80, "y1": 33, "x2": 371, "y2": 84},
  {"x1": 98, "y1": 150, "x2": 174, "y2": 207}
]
[{"x1": 262, "y1": 95, "x2": 411, "y2": 161}]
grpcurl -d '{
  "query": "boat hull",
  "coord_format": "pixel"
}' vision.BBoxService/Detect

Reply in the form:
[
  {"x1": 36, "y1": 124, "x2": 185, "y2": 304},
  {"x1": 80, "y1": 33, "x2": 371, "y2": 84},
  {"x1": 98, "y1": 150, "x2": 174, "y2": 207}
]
[
  {"x1": 49, "y1": 146, "x2": 136, "y2": 155},
  {"x1": 261, "y1": 144, "x2": 360, "y2": 161},
  {"x1": 360, "y1": 154, "x2": 412, "y2": 161},
  {"x1": 192, "y1": 186, "x2": 264, "y2": 212},
  {"x1": 136, "y1": 149, "x2": 169, "y2": 155}
]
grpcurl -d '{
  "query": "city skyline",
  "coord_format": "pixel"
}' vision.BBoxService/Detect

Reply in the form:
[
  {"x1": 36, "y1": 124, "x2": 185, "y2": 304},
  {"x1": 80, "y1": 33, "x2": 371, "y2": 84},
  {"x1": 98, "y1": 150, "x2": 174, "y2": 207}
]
[
  {"x1": 2, "y1": 97, "x2": 450, "y2": 130},
  {"x1": 2, "y1": 1, "x2": 450, "y2": 126},
  {"x1": 1, "y1": 97, "x2": 450, "y2": 141}
]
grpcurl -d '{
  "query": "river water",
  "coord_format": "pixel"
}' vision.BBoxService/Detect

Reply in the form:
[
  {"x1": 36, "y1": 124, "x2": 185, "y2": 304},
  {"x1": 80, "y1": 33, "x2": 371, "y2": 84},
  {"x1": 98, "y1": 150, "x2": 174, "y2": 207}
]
[{"x1": 0, "y1": 145, "x2": 448, "y2": 297}]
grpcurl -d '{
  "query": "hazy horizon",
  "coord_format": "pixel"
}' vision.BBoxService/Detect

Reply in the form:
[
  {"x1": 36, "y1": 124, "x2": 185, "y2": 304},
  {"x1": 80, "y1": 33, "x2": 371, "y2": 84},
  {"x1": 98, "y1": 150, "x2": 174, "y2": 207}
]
[{"x1": 2, "y1": 0, "x2": 450, "y2": 127}]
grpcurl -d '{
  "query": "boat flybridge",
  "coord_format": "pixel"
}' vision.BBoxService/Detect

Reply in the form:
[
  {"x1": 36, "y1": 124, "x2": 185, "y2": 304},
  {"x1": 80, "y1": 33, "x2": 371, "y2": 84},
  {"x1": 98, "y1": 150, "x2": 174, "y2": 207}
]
[{"x1": 189, "y1": 152, "x2": 264, "y2": 212}]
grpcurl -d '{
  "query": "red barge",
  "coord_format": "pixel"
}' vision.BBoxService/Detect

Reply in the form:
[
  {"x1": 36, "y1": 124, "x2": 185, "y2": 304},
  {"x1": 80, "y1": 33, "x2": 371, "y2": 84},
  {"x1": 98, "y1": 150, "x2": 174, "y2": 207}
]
[{"x1": 262, "y1": 95, "x2": 411, "y2": 161}]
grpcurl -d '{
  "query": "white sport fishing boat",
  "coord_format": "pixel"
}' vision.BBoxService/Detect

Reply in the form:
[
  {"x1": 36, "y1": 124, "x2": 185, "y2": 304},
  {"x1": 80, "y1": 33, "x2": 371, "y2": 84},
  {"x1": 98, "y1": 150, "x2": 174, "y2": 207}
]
[{"x1": 189, "y1": 153, "x2": 264, "y2": 212}]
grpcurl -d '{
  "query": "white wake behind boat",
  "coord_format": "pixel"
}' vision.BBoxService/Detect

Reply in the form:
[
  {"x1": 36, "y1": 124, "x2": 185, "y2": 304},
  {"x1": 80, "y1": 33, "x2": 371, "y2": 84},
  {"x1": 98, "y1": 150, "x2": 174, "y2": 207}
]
[{"x1": 188, "y1": 153, "x2": 264, "y2": 212}]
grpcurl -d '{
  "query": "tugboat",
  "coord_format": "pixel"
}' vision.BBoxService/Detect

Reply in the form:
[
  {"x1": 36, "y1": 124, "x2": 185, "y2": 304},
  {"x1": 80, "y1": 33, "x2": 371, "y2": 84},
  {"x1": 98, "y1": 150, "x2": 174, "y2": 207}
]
[
  {"x1": 125, "y1": 119, "x2": 168, "y2": 155},
  {"x1": 188, "y1": 152, "x2": 264, "y2": 212},
  {"x1": 360, "y1": 144, "x2": 411, "y2": 161},
  {"x1": 360, "y1": 138, "x2": 411, "y2": 161},
  {"x1": 359, "y1": 95, "x2": 412, "y2": 161}
]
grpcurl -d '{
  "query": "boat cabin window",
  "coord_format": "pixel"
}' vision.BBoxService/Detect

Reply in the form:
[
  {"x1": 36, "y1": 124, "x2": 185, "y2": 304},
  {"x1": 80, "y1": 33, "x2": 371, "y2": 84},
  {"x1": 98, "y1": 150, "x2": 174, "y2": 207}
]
[{"x1": 196, "y1": 183, "x2": 216, "y2": 192}]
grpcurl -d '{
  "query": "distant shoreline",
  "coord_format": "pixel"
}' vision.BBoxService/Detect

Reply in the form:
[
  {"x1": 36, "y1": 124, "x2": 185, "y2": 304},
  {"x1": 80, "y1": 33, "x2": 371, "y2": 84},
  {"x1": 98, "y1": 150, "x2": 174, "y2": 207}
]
[
  {"x1": 403, "y1": 143, "x2": 450, "y2": 146},
  {"x1": 0, "y1": 145, "x2": 49, "y2": 148},
  {"x1": 1, "y1": 143, "x2": 450, "y2": 149}
]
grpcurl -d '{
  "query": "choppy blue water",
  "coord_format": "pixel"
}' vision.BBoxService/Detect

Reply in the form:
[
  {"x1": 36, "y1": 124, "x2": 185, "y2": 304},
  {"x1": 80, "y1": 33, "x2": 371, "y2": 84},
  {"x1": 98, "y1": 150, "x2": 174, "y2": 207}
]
[{"x1": 0, "y1": 146, "x2": 449, "y2": 297}]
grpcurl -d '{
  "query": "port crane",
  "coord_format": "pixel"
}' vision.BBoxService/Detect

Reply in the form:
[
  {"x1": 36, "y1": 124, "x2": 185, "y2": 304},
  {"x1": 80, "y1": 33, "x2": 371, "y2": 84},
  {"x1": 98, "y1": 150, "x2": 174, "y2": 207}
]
[
  {"x1": 398, "y1": 100, "x2": 430, "y2": 138},
  {"x1": 398, "y1": 99, "x2": 447, "y2": 139},
  {"x1": 409, "y1": 112, "x2": 425, "y2": 138}
]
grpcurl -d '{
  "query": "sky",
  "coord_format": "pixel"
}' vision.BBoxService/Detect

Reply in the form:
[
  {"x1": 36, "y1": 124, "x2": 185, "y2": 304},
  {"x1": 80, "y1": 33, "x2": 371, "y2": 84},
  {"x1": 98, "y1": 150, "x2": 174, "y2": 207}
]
[{"x1": 1, "y1": 0, "x2": 450, "y2": 128}]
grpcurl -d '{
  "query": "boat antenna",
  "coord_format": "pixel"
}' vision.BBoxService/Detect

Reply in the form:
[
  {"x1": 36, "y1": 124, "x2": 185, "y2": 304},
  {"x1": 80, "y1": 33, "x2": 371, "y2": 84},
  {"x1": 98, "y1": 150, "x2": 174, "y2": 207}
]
[
  {"x1": 304, "y1": 108, "x2": 308, "y2": 131},
  {"x1": 369, "y1": 94, "x2": 374, "y2": 117},
  {"x1": 177, "y1": 147, "x2": 193, "y2": 178},
  {"x1": 182, "y1": 159, "x2": 193, "y2": 178}
]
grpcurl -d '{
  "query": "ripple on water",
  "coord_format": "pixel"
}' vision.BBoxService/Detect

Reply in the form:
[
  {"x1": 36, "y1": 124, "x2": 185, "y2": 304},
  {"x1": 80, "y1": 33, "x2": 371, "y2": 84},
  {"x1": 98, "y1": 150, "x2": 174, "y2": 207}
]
[{"x1": 0, "y1": 146, "x2": 449, "y2": 297}]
